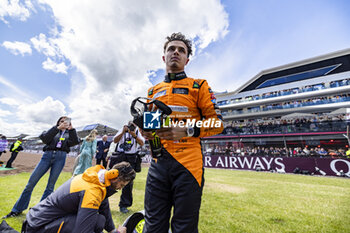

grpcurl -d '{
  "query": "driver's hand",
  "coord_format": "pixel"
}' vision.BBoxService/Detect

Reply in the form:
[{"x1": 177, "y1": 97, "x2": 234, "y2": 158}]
[
  {"x1": 141, "y1": 130, "x2": 155, "y2": 140},
  {"x1": 156, "y1": 125, "x2": 187, "y2": 141}
]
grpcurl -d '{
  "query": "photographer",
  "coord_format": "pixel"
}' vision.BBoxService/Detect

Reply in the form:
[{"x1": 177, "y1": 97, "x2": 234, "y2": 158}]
[
  {"x1": 111, "y1": 121, "x2": 145, "y2": 214},
  {"x1": 3, "y1": 116, "x2": 80, "y2": 218}
]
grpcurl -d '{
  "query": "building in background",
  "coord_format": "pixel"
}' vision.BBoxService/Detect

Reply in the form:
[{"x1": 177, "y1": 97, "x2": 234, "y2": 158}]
[{"x1": 204, "y1": 48, "x2": 350, "y2": 157}]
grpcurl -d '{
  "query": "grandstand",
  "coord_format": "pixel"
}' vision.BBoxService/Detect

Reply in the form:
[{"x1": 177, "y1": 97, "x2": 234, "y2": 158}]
[
  {"x1": 202, "y1": 49, "x2": 350, "y2": 175},
  {"x1": 75, "y1": 123, "x2": 118, "y2": 138}
]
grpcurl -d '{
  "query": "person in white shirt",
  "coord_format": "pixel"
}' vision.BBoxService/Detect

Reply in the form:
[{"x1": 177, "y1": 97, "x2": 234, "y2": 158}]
[{"x1": 110, "y1": 121, "x2": 145, "y2": 214}]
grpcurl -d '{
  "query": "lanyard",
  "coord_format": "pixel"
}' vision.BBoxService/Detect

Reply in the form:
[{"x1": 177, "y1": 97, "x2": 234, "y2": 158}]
[
  {"x1": 56, "y1": 130, "x2": 66, "y2": 148},
  {"x1": 59, "y1": 130, "x2": 66, "y2": 140}
]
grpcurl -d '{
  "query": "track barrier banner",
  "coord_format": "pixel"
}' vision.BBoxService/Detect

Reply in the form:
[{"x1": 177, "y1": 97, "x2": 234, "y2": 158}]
[{"x1": 204, "y1": 155, "x2": 350, "y2": 177}]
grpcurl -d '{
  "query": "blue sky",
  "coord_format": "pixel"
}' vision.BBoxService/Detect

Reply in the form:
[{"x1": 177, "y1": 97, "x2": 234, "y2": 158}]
[{"x1": 0, "y1": 0, "x2": 350, "y2": 136}]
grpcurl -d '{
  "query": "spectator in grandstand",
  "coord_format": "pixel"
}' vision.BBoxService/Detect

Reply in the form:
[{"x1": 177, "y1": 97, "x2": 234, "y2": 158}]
[
  {"x1": 214, "y1": 145, "x2": 220, "y2": 154},
  {"x1": 0, "y1": 135, "x2": 8, "y2": 160},
  {"x1": 302, "y1": 147, "x2": 310, "y2": 156},
  {"x1": 337, "y1": 149, "x2": 345, "y2": 157},
  {"x1": 317, "y1": 148, "x2": 328, "y2": 157},
  {"x1": 96, "y1": 134, "x2": 110, "y2": 168},
  {"x1": 206, "y1": 147, "x2": 213, "y2": 155},
  {"x1": 309, "y1": 148, "x2": 318, "y2": 157},
  {"x1": 224, "y1": 146, "x2": 231, "y2": 155},
  {"x1": 73, "y1": 129, "x2": 98, "y2": 176},
  {"x1": 3, "y1": 116, "x2": 80, "y2": 218},
  {"x1": 328, "y1": 149, "x2": 338, "y2": 158},
  {"x1": 21, "y1": 162, "x2": 135, "y2": 233},
  {"x1": 5, "y1": 138, "x2": 24, "y2": 168}
]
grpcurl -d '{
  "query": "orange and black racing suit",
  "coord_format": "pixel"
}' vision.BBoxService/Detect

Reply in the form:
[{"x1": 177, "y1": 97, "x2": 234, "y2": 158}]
[
  {"x1": 23, "y1": 165, "x2": 116, "y2": 233},
  {"x1": 144, "y1": 72, "x2": 224, "y2": 233}
]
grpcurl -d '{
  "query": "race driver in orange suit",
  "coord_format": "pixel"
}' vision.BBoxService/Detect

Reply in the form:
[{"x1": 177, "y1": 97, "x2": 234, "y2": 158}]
[
  {"x1": 142, "y1": 32, "x2": 224, "y2": 233},
  {"x1": 21, "y1": 162, "x2": 135, "y2": 233}
]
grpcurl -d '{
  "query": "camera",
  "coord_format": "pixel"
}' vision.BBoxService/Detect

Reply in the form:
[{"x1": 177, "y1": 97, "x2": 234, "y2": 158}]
[
  {"x1": 64, "y1": 117, "x2": 71, "y2": 125},
  {"x1": 128, "y1": 123, "x2": 136, "y2": 132},
  {"x1": 120, "y1": 142, "x2": 132, "y2": 152}
]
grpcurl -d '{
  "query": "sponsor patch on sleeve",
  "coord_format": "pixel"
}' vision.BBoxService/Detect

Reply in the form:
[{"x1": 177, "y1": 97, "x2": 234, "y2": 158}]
[
  {"x1": 168, "y1": 105, "x2": 189, "y2": 112},
  {"x1": 172, "y1": 88, "x2": 189, "y2": 95},
  {"x1": 153, "y1": 89, "x2": 167, "y2": 99}
]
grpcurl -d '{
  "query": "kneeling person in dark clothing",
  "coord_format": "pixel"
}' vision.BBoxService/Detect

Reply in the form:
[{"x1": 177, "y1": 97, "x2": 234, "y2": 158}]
[{"x1": 22, "y1": 162, "x2": 136, "y2": 233}]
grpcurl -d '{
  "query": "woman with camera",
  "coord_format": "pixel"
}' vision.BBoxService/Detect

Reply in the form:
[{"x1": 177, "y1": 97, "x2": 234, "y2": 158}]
[
  {"x1": 110, "y1": 121, "x2": 145, "y2": 214},
  {"x1": 73, "y1": 129, "x2": 98, "y2": 176},
  {"x1": 3, "y1": 116, "x2": 80, "y2": 218}
]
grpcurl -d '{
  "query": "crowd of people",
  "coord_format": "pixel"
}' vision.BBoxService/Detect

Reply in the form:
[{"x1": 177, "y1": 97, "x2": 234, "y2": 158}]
[
  {"x1": 218, "y1": 77, "x2": 350, "y2": 105},
  {"x1": 205, "y1": 145, "x2": 350, "y2": 158},
  {"x1": 222, "y1": 114, "x2": 348, "y2": 135},
  {"x1": 222, "y1": 93, "x2": 350, "y2": 116}
]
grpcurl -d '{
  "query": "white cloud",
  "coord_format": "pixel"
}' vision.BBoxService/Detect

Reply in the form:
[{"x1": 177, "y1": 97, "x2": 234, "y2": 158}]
[
  {"x1": 0, "y1": 97, "x2": 21, "y2": 106},
  {"x1": 2, "y1": 41, "x2": 32, "y2": 56},
  {"x1": 0, "y1": 118, "x2": 51, "y2": 137},
  {"x1": 36, "y1": 0, "x2": 229, "y2": 129},
  {"x1": 0, "y1": 96, "x2": 67, "y2": 137},
  {"x1": 19, "y1": 96, "x2": 66, "y2": 124},
  {"x1": 42, "y1": 57, "x2": 68, "y2": 74},
  {"x1": 0, "y1": 0, "x2": 33, "y2": 23},
  {"x1": 0, "y1": 108, "x2": 11, "y2": 117},
  {"x1": 30, "y1": 33, "x2": 61, "y2": 57},
  {"x1": 30, "y1": 33, "x2": 68, "y2": 74}
]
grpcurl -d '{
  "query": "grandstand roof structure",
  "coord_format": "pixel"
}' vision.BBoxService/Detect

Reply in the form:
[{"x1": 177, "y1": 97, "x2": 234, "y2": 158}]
[
  {"x1": 6, "y1": 133, "x2": 29, "y2": 140},
  {"x1": 76, "y1": 123, "x2": 118, "y2": 137},
  {"x1": 220, "y1": 48, "x2": 350, "y2": 97}
]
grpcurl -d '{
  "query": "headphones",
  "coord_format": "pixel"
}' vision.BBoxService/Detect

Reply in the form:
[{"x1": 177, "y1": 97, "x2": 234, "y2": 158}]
[
  {"x1": 104, "y1": 169, "x2": 119, "y2": 186},
  {"x1": 105, "y1": 169, "x2": 119, "y2": 180},
  {"x1": 130, "y1": 97, "x2": 172, "y2": 131},
  {"x1": 105, "y1": 165, "x2": 133, "y2": 180},
  {"x1": 104, "y1": 165, "x2": 134, "y2": 186}
]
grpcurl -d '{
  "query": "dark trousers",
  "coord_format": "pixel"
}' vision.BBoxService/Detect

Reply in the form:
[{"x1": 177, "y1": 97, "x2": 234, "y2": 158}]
[
  {"x1": 24, "y1": 214, "x2": 105, "y2": 233},
  {"x1": 96, "y1": 157, "x2": 107, "y2": 168},
  {"x1": 144, "y1": 150, "x2": 203, "y2": 233},
  {"x1": 109, "y1": 153, "x2": 137, "y2": 208},
  {"x1": 6, "y1": 151, "x2": 18, "y2": 168}
]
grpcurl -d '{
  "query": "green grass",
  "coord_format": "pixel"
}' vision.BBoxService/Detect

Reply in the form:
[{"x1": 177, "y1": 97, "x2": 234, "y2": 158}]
[{"x1": 1, "y1": 169, "x2": 350, "y2": 232}]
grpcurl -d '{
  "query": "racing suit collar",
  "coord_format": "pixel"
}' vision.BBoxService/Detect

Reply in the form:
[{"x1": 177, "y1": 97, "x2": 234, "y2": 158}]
[{"x1": 164, "y1": 71, "x2": 187, "y2": 83}]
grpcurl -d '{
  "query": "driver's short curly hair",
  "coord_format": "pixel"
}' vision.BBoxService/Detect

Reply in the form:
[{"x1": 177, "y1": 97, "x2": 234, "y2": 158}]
[
  {"x1": 112, "y1": 162, "x2": 136, "y2": 182},
  {"x1": 163, "y1": 32, "x2": 192, "y2": 57}
]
